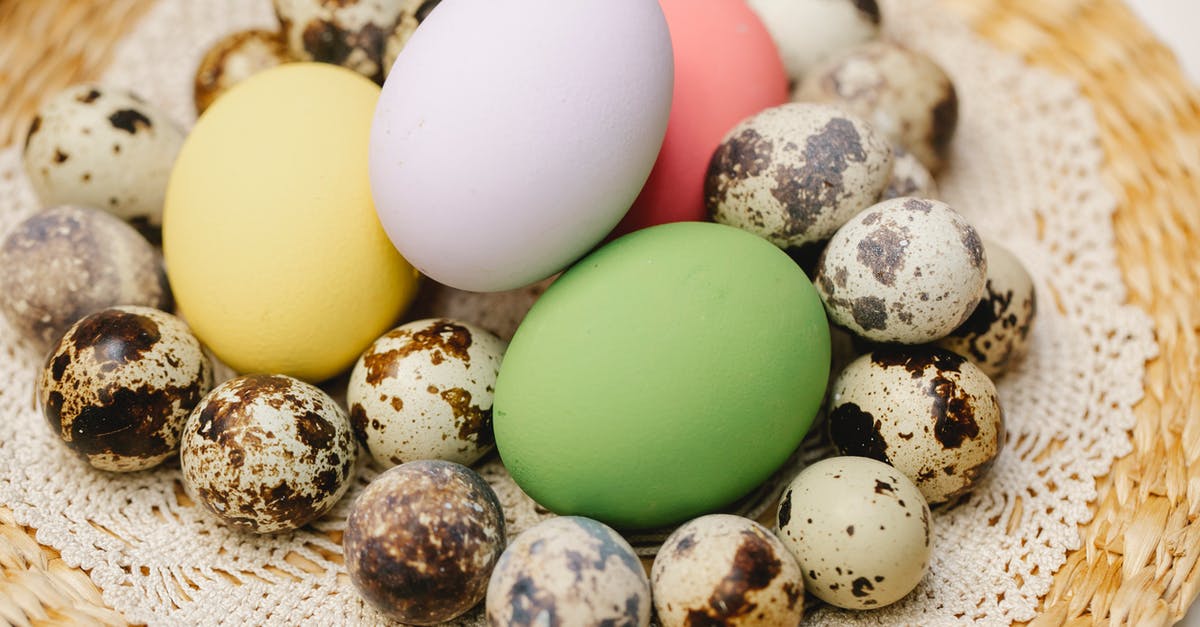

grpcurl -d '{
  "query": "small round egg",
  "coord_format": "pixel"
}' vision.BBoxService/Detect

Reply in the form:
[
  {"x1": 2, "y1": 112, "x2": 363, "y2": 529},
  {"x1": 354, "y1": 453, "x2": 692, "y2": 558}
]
[
  {"x1": 347, "y1": 318, "x2": 506, "y2": 468},
  {"x1": 383, "y1": 0, "x2": 442, "y2": 74},
  {"x1": 344, "y1": 460, "x2": 504, "y2": 625},
  {"x1": 796, "y1": 41, "x2": 958, "y2": 173},
  {"x1": 274, "y1": 0, "x2": 407, "y2": 84},
  {"x1": 777, "y1": 456, "x2": 932, "y2": 610},
  {"x1": 193, "y1": 29, "x2": 292, "y2": 115},
  {"x1": 652, "y1": 514, "x2": 804, "y2": 627},
  {"x1": 180, "y1": 374, "x2": 357, "y2": 533},
  {"x1": 0, "y1": 205, "x2": 171, "y2": 351},
  {"x1": 745, "y1": 0, "x2": 880, "y2": 82},
  {"x1": 22, "y1": 85, "x2": 184, "y2": 234},
  {"x1": 486, "y1": 516, "x2": 651, "y2": 627},
  {"x1": 37, "y1": 306, "x2": 212, "y2": 472},
  {"x1": 938, "y1": 240, "x2": 1037, "y2": 377},
  {"x1": 814, "y1": 197, "x2": 987, "y2": 344},
  {"x1": 882, "y1": 145, "x2": 938, "y2": 201},
  {"x1": 706, "y1": 103, "x2": 893, "y2": 249},
  {"x1": 828, "y1": 347, "x2": 1004, "y2": 504}
]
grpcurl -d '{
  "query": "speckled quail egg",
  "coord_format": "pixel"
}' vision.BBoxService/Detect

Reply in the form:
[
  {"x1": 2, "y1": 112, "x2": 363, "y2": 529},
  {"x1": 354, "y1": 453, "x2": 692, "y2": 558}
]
[
  {"x1": 180, "y1": 374, "x2": 357, "y2": 533},
  {"x1": 37, "y1": 306, "x2": 212, "y2": 472},
  {"x1": 652, "y1": 514, "x2": 804, "y2": 627},
  {"x1": 706, "y1": 103, "x2": 893, "y2": 249},
  {"x1": 827, "y1": 347, "x2": 1004, "y2": 504},
  {"x1": 382, "y1": 0, "x2": 441, "y2": 75},
  {"x1": 745, "y1": 0, "x2": 880, "y2": 83},
  {"x1": 882, "y1": 145, "x2": 938, "y2": 201},
  {"x1": 22, "y1": 85, "x2": 184, "y2": 235},
  {"x1": 938, "y1": 240, "x2": 1037, "y2": 378},
  {"x1": 814, "y1": 197, "x2": 986, "y2": 344},
  {"x1": 0, "y1": 205, "x2": 171, "y2": 351},
  {"x1": 796, "y1": 40, "x2": 958, "y2": 173},
  {"x1": 345, "y1": 460, "x2": 505, "y2": 625},
  {"x1": 347, "y1": 318, "x2": 506, "y2": 468},
  {"x1": 486, "y1": 516, "x2": 651, "y2": 627},
  {"x1": 193, "y1": 29, "x2": 292, "y2": 114},
  {"x1": 777, "y1": 456, "x2": 932, "y2": 610},
  {"x1": 274, "y1": 0, "x2": 407, "y2": 84}
]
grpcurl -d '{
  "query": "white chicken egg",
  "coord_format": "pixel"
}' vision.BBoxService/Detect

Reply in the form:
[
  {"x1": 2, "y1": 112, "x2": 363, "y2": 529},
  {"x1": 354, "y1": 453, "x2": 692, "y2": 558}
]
[{"x1": 746, "y1": 0, "x2": 881, "y2": 83}]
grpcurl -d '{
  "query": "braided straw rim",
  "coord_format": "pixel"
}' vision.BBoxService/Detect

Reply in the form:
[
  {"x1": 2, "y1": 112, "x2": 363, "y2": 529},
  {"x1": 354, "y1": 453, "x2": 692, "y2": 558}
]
[{"x1": 1, "y1": 0, "x2": 1198, "y2": 624}]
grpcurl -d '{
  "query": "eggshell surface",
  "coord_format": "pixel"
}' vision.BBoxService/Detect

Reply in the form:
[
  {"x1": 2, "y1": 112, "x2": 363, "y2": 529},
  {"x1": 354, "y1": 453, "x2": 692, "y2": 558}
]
[
  {"x1": 164, "y1": 63, "x2": 418, "y2": 383},
  {"x1": 370, "y1": 0, "x2": 673, "y2": 292},
  {"x1": 611, "y1": 0, "x2": 787, "y2": 237},
  {"x1": 493, "y1": 222, "x2": 830, "y2": 530}
]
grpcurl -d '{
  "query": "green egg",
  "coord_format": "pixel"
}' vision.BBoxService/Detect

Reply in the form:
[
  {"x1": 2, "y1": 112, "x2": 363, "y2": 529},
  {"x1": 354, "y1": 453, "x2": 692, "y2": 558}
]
[{"x1": 493, "y1": 222, "x2": 830, "y2": 530}]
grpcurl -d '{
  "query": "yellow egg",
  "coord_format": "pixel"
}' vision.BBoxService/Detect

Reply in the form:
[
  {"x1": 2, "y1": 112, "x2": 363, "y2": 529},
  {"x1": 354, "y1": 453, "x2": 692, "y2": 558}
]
[{"x1": 164, "y1": 63, "x2": 418, "y2": 382}]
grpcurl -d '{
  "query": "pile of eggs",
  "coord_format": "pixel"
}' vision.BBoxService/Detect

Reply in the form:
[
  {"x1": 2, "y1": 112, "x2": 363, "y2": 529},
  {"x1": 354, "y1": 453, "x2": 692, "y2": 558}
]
[{"x1": 3, "y1": 0, "x2": 1042, "y2": 623}]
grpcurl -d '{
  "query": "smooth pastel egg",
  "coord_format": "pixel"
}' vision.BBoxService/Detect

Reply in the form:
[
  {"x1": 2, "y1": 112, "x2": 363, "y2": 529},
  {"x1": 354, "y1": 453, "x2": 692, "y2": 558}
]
[
  {"x1": 370, "y1": 0, "x2": 674, "y2": 292},
  {"x1": 610, "y1": 0, "x2": 788, "y2": 237}
]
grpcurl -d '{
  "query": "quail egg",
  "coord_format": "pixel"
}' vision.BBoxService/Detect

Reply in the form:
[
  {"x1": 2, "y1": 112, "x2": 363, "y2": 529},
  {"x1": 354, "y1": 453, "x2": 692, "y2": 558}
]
[
  {"x1": 345, "y1": 460, "x2": 505, "y2": 625},
  {"x1": 486, "y1": 516, "x2": 651, "y2": 627},
  {"x1": 827, "y1": 347, "x2": 1004, "y2": 504},
  {"x1": 777, "y1": 456, "x2": 932, "y2": 610},
  {"x1": 814, "y1": 197, "x2": 986, "y2": 344},
  {"x1": 652, "y1": 514, "x2": 804, "y2": 627},
  {"x1": 194, "y1": 29, "x2": 292, "y2": 114},
  {"x1": 796, "y1": 40, "x2": 958, "y2": 173},
  {"x1": 347, "y1": 318, "x2": 506, "y2": 468},
  {"x1": 882, "y1": 145, "x2": 938, "y2": 200},
  {"x1": 746, "y1": 0, "x2": 881, "y2": 83},
  {"x1": 38, "y1": 306, "x2": 212, "y2": 472},
  {"x1": 274, "y1": 0, "x2": 407, "y2": 84},
  {"x1": 180, "y1": 374, "x2": 357, "y2": 533},
  {"x1": 938, "y1": 240, "x2": 1037, "y2": 377},
  {"x1": 0, "y1": 205, "x2": 171, "y2": 351},
  {"x1": 706, "y1": 103, "x2": 893, "y2": 249},
  {"x1": 22, "y1": 85, "x2": 184, "y2": 235},
  {"x1": 383, "y1": 0, "x2": 442, "y2": 74}
]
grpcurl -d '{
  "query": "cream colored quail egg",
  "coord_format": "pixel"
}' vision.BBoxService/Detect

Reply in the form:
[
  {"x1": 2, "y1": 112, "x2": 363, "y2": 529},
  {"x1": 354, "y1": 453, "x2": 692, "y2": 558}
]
[
  {"x1": 827, "y1": 347, "x2": 1004, "y2": 504},
  {"x1": 706, "y1": 103, "x2": 893, "y2": 249},
  {"x1": 193, "y1": 29, "x2": 292, "y2": 114},
  {"x1": 347, "y1": 318, "x2": 506, "y2": 468},
  {"x1": 22, "y1": 85, "x2": 184, "y2": 235},
  {"x1": 882, "y1": 145, "x2": 938, "y2": 200},
  {"x1": 180, "y1": 374, "x2": 357, "y2": 533},
  {"x1": 38, "y1": 306, "x2": 212, "y2": 472},
  {"x1": 746, "y1": 0, "x2": 881, "y2": 83},
  {"x1": 796, "y1": 40, "x2": 958, "y2": 173},
  {"x1": 814, "y1": 197, "x2": 987, "y2": 344},
  {"x1": 777, "y1": 456, "x2": 932, "y2": 610},
  {"x1": 0, "y1": 205, "x2": 171, "y2": 351},
  {"x1": 486, "y1": 516, "x2": 651, "y2": 627},
  {"x1": 938, "y1": 240, "x2": 1037, "y2": 377},
  {"x1": 652, "y1": 514, "x2": 804, "y2": 627},
  {"x1": 344, "y1": 460, "x2": 505, "y2": 625},
  {"x1": 274, "y1": 0, "x2": 407, "y2": 84}
]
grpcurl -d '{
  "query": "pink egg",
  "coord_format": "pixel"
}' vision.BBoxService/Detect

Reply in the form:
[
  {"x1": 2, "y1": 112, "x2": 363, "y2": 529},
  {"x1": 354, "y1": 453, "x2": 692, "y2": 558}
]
[{"x1": 611, "y1": 0, "x2": 788, "y2": 238}]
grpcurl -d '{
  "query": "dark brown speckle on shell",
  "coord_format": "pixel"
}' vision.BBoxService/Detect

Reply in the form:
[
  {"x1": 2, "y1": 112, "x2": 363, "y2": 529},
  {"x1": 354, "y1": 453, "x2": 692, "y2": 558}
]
[
  {"x1": 344, "y1": 460, "x2": 504, "y2": 625},
  {"x1": 193, "y1": 29, "x2": 292, "y2": 114},
  {"x1": 274, "y1": 0, "x2": 412, "y2": 84},
  {"x1": 37, "y1": 306, "x2": 211, "y2": 472}
]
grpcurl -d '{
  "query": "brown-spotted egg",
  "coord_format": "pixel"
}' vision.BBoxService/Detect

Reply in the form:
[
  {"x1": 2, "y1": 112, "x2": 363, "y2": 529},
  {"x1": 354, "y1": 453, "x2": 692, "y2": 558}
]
[
  {"x1": 745, "y1": 0, "x2": 881, "y2": 83},
  {"x1": 37, "y1": 306, "x2": 212, "y2": 472},
  {"x1": 344, "y1": 460, "x2": 504, "y2": 625},
  {"x1": 274, "y1": 0, "x2": 408, "y2": 84},
  {"x1": 486, "y1": 516, "x2": 651, "y2": 627},
  {"x1": 777, "y1": 456, "x2": 932, "y2": 610},
  {"x1": 180, "y1": 374, "x2": 357, "y2": 533},
  {"x1": 194, "y1": 29, "x2": 292, "y2": 114},
  {"x1": 828, "y1": 347, "x2": 1003, "y2": 504},
  {"x1": 651, "y1": 514, "x2": 804, "y2": 627},
  {"x1": 22, "y1": 85, "x2": 184, "y2": 236},
  {"x1": 347, "y1": 318, "x2": 506, "y2": 468},
  {"x1": 938, "y1": 240, "x2": 1037, "y2": 377},
  {"x1": 706, "y1": 103, "x2": 893, "y2": 249},
  {"x1": 0, "y1": 205, "x2": 172, "y2": 351},
  {"x1": 815, "y1": 197, "x2": 986, "y2": 344},
  {"x1": 882, "y1": 145, "x2": 938, "y2": 201},
  {"x1": 383, "y1": 0, "x2": 442, "y2": 75},
  {"x1": 796, "y1": 40, "x2": 958, "y2": 173}
]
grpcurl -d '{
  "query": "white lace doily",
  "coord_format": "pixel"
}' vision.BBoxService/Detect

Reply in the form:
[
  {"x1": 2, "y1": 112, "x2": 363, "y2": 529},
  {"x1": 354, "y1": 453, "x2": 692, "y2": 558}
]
[{"x1": 0, "y1": 0, "x2": 1157, "y2": 624}]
